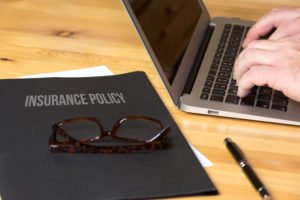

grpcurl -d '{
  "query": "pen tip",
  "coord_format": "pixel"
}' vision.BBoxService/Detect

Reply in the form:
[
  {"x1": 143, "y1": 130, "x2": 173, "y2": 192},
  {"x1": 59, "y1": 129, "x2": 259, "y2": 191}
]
[{"x1": 224, "y1": 137, "x2": 232, "y2": 144}]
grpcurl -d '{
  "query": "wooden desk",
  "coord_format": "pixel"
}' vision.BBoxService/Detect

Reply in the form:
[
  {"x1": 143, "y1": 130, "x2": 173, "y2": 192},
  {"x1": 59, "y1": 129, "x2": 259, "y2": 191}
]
[{"x1": 1, "y1": 0, "x2": 300, "y2": 199}]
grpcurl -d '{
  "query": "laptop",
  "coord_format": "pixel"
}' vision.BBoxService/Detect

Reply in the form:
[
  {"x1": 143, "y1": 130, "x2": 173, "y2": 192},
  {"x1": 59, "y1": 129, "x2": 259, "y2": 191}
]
[{"x1": 122, "y1": 0, "x2": 300, "y2": 126}]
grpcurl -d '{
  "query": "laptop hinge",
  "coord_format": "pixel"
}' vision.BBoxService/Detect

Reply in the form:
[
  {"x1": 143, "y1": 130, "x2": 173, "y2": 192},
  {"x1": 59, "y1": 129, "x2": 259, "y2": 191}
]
[{"x1": 183, "y1": 25, "x2": 215, "y2": 94}]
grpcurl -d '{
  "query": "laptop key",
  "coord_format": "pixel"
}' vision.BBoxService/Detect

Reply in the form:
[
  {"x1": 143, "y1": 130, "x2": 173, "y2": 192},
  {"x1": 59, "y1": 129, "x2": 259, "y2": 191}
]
[
  {"x1": 228, "y1": 88, "x2": 238, "y2": 95},
  {"x1": 211, "y1": 63, "x2": 219, "y2": 70},
  {"x1": 233, "y1": 25, "x2": 245, "y2": 31},
  {"x1": 215, "y1": 52, "x2": 223, "y2": 58},
  {"x1": 224, "y1": 51, "x2": 237, "y2": 57},
  {"x1": 200, "y1": 93, "x2": 209, "y2": 100},
  {"x1": 225, "y1": 95, "x2": 240, "y2": 104},
  {"x1": 226, "y1": 46, "x2": 239, "y2": 53},
  {"x1": 214, "y1": 83, "x2": 227, "y2": 90},
  {"x1": 212, "y1": 89, "x2": 225, "y2": 96},
  {"x1": 230, "y1": 79, "x2": 237, "y2": 86},
  {"x1": 250, "y1": 86, "x2": 258, "y2": 92},
  {"x1": 223, "y1": 56, "x2": 235, "y2": 63},
  {"x1": 218, "y1": 72, "x2": 230, "y2": 78},
  {"x1": 217, "y1": 47, "x2": 225, "y2": 54},
  {"x1": 209, "y1": 69, "x2": 217, "y2": 76},
  {"x1": 248, "y1": 89, "x2": 258, "y2": 97},
  {"x1": 256, "y1": 100, "x2": 270, "y2": 109},
  {"x1": 213, "y1": 57, "x2": 221, "y2": 64},
  {"x1": 204, "y1": 81, "x2": 213, "y2": 87},
  {"x1": 219, "y1": 66, "x2": 232, "y2": 73},
  {"x1": 221, "y1": 61, "x2": 234, "y2": 67},
  {"x1": 206, "y1": 75, "x2": 215, "y2": 82},
  {"x1": 210, "y1": 95, "x2": 224, "y2": 102},
  {"x1": 216, "y1": 78, "x2": 229, "y2": 84},
  {"x1": 202, "y1": 87, "x2": 211, "y2": 94},
  {"x1": 224, "y1": 24, "x2": 232, "y2": 30},
  {"x1": 259, "y1": 87, "x2": 273, "y2": 95},
  {"x1": 241, "y1": 96, "x2": 255, "y2": 106},
  {"x1": 218, "y1": 42, "x2": 226, "y2": 49},
  {"x1": 271, "y1": 104, "x2": 287, "y2": 112},
  {"x1": 258, "y1": 94, "x2": 271, "y2": 101},
  {"x1": 274, "y1": 91, "x2": 286, "y2": 98},
  {"x1": 273, "y1": 97, "x2": 288, "y2": 106}
]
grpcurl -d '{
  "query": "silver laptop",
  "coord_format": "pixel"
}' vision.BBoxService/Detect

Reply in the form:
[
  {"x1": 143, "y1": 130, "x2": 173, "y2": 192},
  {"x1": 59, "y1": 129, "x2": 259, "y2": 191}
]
[{"x1": 122, "y1": 0, "x2": 300, "y2": 126}]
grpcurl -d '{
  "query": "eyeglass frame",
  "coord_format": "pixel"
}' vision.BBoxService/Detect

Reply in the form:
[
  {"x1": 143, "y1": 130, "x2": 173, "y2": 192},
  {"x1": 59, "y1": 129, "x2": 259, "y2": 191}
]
[{"x1": 49, "y1": 115, "x2": 170, "y2": 153}]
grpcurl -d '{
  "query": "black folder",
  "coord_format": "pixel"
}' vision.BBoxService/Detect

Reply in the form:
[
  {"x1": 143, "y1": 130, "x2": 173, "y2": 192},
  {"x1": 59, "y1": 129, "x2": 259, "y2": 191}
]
[{"x1": 0, "y1": 71, "x2": 217, "y2": 200}]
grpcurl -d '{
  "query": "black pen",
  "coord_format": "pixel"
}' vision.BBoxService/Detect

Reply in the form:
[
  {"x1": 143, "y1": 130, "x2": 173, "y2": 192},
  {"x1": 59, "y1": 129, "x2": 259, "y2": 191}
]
[{"x1": 224, "y1": 138, "x2": 271, "y2": 200}]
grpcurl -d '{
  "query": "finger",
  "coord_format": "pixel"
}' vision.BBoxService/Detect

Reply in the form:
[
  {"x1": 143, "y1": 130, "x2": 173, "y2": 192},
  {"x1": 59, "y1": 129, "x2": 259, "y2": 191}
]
[
  {"x1": 243, "y1": 8, "x2": 300, "y2": 47},
  {"x1": 234, "y1": 48, "x2": 277, "y2": 82},
  {"x1": 237, "y1": 65, "x2": 276, "y2": 97},
  {"x1": 270, "y1": 17, "x2": 300, "y2": 40},
  {"x1": 243, "y1": 10, "x2": 281, "y2": 47},
  {"x1": 233, "y1": 49, "x2": 246, "y2": 80},
  {"x1": 243, "y1": 24, "x2": 274, "y2": 47},
  {"x1": 247, "y1": 39, "x2": 281, "y2": 50}
]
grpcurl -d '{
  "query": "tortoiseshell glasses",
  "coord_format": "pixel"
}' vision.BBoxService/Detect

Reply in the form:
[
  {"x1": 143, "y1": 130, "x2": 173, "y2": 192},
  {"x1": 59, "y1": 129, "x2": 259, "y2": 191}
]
[{"x1": 49, "y1": 116, "x2": 170, "y2": 153}]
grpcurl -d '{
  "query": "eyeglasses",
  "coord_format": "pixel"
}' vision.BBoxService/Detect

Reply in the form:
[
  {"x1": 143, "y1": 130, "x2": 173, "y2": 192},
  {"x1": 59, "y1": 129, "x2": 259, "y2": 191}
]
[{"x1": 49, "y1": 116, "x2": 170, "y2": 153}]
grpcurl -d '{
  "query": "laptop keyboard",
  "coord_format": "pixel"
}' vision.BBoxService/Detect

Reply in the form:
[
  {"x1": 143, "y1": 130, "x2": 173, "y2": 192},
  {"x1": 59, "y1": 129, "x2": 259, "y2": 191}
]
[{"x1": 200, "y1": 24, "x2": 289, "y2": 112}]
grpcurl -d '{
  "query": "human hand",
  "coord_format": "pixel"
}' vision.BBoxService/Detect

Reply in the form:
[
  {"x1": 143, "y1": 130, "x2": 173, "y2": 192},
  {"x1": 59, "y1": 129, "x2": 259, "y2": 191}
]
[
  {"x1": 243, "y1": 7, "x2": 300, "y2": 47},
  {"x1": 233, "y1": 34, "x2": 300, "y2": 102}
]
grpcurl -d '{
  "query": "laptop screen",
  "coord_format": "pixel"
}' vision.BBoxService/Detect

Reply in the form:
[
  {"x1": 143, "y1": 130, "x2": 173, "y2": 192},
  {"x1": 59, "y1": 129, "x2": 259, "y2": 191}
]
[{"x1": 129, "y1": 0, "x2": 201, "y2": 84}]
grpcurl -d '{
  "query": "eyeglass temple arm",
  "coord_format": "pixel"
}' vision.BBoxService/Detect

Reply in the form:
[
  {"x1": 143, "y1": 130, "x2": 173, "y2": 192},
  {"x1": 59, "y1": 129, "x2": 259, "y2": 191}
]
[{"x1": 146, "y1": 125, "x2": 170, "y2": 143}]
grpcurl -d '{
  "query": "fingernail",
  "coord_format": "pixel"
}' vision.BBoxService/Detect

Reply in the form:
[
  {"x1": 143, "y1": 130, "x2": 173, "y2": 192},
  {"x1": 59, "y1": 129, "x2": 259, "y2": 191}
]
[
  {"x1": 237, "y1": 89, "x2": 249, "y2": 98},
  {"x1": 232, "y1": 68, "x2": 236, "y2": 80}
]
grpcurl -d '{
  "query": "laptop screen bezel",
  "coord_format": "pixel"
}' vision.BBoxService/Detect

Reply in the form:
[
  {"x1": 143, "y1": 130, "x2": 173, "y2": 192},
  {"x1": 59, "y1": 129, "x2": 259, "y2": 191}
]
[{"x1": 122, "y1": 0, "x2": 211, "y2": 105}]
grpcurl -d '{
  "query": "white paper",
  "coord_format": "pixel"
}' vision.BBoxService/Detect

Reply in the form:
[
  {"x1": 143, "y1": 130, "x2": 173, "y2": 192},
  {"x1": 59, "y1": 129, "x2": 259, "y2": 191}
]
[
  {"x1": 190, "y1": 144, "x2": 213, "y2": 167},
  {"x1": 21, "y1": 65, "x2": 213, "y2": 167},
  {"x1": 20, "y1": 66, "x2": 113, "y2": 78}
]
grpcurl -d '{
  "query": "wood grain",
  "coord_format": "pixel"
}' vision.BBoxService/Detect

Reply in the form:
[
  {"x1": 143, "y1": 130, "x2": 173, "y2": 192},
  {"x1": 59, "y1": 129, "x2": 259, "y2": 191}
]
[{"x1": 1, "y1": 0, "x2": 300, "y2": 199}]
